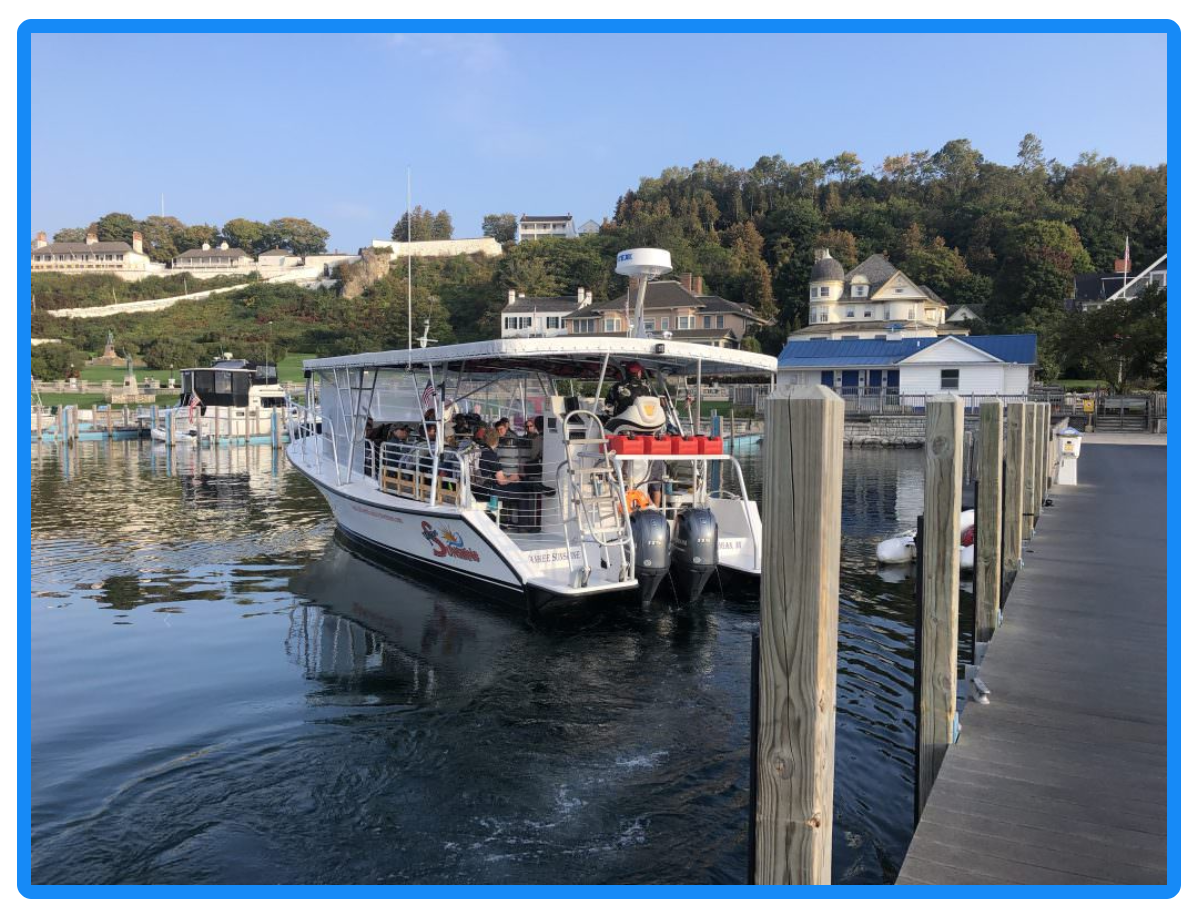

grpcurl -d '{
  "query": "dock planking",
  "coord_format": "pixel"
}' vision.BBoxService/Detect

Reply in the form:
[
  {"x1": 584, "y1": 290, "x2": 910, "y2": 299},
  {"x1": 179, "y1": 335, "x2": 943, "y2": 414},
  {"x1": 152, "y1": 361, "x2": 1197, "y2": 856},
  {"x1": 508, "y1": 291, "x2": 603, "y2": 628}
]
[{"x1": 897, "y1": 441, "x2": 1168, "y2": 886}]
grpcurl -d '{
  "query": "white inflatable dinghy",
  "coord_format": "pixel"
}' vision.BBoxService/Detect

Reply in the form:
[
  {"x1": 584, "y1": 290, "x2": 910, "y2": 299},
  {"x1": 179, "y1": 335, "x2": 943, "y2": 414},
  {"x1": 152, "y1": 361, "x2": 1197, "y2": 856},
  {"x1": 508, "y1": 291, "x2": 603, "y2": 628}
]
[{"x1": 876, "y1": 510, "x2": 975, "y2": 570}]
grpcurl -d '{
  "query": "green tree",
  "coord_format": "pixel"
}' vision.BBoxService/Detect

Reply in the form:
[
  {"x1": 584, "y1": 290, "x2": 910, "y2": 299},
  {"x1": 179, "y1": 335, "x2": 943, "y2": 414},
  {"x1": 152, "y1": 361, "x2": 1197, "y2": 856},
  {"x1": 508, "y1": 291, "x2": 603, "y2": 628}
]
[
  {"x1": 138, "y1": 215, "x2": 184, "y2": 263},
  {"x1": 431, "y1": 210, "x2": 454, "y2": 240},
  {"x1": 52, "y1": 227, "x2": 87, "y2": 242},
  {"x1": 266, "y1": 217, "x2": 329, "y2": 255},
  {"x1": 31, "y1": 342, "x2": 86, "y2": 380},
  {"x1": 993, "y1": 220, "x2": 1093, "y2": 318},
  {"x1": 392, "y1": 206, "x2": 439, "y2": 241},
  {"x1": 172, "y1": 223, "x2": 219, "y2": 254},
  {"x1": 96, "y1": 212, "x2": 138, "y2": 244},
  {"x1": 1063, "y1": 286, "x2": 1167, "y2": 392},
  {"x1": 482, "y1": 213, "x2": 517, "y2": 244},
  {"x1": 223, "y1": 218, "x2": 272, "y2": 255}
]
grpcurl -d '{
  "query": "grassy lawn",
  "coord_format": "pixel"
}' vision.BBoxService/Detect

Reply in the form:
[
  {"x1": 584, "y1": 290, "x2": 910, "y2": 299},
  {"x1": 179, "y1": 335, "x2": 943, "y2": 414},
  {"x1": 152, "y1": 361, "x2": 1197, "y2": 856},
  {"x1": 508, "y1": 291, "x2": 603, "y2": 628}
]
[
  {"x1": 38, "y1": 392, "x2": 181, "y2": 409},
  {"x1": 1053, "y1": 379, "x2": 1105, "y2": 392},
  {"x1": 74, "y1": 352, "x2": 315, "y2": 385},
  {"x1": 78, "y1": 364, "x2": 174, "y2": 384}
]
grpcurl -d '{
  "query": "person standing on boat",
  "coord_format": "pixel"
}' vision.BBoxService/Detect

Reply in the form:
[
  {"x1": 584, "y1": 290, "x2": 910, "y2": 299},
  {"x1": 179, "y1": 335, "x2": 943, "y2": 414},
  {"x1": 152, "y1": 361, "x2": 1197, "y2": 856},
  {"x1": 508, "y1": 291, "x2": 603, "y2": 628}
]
[{"x1": 605, "y1": 361, "x2": 652, "y2": 416}]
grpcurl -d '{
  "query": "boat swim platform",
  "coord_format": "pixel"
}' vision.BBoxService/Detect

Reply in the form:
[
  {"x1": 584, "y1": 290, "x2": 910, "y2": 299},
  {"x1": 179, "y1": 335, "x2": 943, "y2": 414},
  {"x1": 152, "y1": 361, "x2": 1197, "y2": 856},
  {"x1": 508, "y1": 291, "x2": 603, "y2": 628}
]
[{"x1": 897, "y1": 438, "x2": 1170, "y2": 886}]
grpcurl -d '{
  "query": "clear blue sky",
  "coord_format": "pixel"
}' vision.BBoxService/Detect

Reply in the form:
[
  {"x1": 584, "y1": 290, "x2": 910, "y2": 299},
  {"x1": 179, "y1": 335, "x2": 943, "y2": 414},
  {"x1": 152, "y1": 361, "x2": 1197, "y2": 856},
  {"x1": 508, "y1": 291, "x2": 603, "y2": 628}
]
[{"x1": 30, "y1": 31, "x2": 1168, "y2": 251}]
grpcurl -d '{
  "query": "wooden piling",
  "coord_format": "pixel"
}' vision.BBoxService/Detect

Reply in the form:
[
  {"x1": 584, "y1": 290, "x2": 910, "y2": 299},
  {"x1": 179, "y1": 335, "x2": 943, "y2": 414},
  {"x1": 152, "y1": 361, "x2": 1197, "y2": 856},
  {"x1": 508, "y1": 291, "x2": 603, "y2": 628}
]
[
  {"x1": 975, "y1": 399, "x2": 1003, "y2": 642},
  {"x1": 1021, "y1": 403, "x2": 1037, "y2": 539},
  {"x1": 1002, "y1": 403, "x2": 1025, "y2": 574},
  {"x1": 1031, "y1": 403, "x2": 1045, "y2": 518},
  {"x1": 106, "y1": 406, "x2": 114, "y2": 438},
  {"x1": 755, "y1": 385, "x2": 844, "y2": 885},
  {"x1": 917, "y1": 394, "x2": 964, "y2": 817},
  {"x1": 166, "y1": 407, "x2": 175, "y2": 449}
]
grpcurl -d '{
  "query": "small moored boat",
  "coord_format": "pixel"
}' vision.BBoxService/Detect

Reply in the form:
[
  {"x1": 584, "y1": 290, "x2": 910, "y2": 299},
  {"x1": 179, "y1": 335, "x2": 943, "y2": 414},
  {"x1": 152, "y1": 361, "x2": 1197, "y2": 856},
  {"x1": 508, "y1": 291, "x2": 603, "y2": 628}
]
[{"x1": 876, "y1": 510, "x2": 976, "y2": 570}]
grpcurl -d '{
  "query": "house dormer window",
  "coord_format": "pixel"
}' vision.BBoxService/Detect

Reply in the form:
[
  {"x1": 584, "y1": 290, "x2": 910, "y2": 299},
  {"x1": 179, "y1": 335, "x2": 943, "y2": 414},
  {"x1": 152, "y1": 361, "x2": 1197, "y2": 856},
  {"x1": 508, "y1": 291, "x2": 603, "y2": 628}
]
[
  {"x1": 852, "y1": 284, "x2": 868, "y2": 297},
  {"x1": 894, "y1": 286, "x2": 906, "y2": 294}
]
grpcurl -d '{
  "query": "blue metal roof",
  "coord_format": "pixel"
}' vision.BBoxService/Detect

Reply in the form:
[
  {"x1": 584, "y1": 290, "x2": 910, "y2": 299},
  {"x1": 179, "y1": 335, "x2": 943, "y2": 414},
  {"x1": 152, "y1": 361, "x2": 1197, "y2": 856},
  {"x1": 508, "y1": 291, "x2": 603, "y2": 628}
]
[{"x1": 778, "y1": 334, "x2": 1037, "y2": 368}]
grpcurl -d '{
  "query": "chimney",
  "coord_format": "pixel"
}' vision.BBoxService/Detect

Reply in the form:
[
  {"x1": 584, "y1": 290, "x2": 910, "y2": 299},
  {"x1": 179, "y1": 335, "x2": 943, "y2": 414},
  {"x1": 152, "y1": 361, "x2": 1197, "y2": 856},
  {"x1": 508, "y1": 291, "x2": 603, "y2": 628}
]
[
  {"x1": 220, "y1": 240, "x2": 229, "y2": 250},
  {"x1": 814, "y1": 247, "x2": 830, "y2": 262},
  {"x1": 202, "y1": 242, "x2": 211, "y2": 251},
  {"x1": 693, "y1": 275, "x2": 703, "y2": 296},
  {"x1": 585, "y1": 290, "x2": 593, "y2": 306},
  {"x1": 679, "y1": 272, "x2": 693, "y2": 294},
  {"x1": 132, "y1": 231, "x2": 143, "y2": 254},
  {"x1": 507, "y1": 289, "x2": 516, "y2": 305},
  {"x1": 577, "y1": 286, "x2": 586, "y2": 304},
  {"x1": 86, "y1": 228, "x2": 98, "y2": 245},
  {"x1": 35, "y1": 231, "x2": 47, "y2": 249}
]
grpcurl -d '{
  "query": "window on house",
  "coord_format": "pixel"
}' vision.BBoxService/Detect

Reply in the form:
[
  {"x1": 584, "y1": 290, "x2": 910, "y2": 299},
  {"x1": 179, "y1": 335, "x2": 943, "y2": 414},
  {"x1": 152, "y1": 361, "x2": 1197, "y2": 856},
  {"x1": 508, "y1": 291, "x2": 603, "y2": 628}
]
[
  {"x1": 703, "y1": 316, "x2": 711, "y2": 328},
  {"x1": 863, "y1": 309, "x2": 872, "y2": 319},
  {"x1": 894, "y1": 287, "x2": 906, "y2": 294},
  {"x1": 941, "y1": 369, "x2": 960, "y2": 390},
  {"x1": 845, "y1": 308, "x2": 855, "y2": 318},
  {"x1": 574, "y1": 319, "x2": 596, "y2": 333},
  {"x1": 853, "y1": 284, "x2": 868, "y2": 297},
  {"x1": 875, "y1": 335, "x2": 888, "y2": 340},
  {"x1": 661, "y1": 318, "x2": 669, "y2": 330},
  {"x1": 908, "y1": 308, "x2": 916, "y2": 320},
  {"x1": 604, "y1": 317, "x2": 620, "y2": 333},
  {"x1": 819, "y1": 286, "x2": 830, "y2": 297},
  {"x1": 841, "y1": 335, "x2": 858, "y2": 340},
  {"x1": 644, "y1": 319, "x2": 655, "y2": 332},
  {"x1": 716, "y1": 316, "x2": 724, "y2": 328},
  {"x1": 678, "y1": 316, "x2": 695, "y2": 330},
  {"x1": 545, "y1": 316, "x2": 562, "y2": 329}
]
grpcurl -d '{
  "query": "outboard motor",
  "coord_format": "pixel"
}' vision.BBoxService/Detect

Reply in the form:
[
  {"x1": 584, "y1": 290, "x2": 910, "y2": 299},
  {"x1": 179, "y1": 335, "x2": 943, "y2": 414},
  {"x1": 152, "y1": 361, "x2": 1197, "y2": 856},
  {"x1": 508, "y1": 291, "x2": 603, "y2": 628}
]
[
  {"x1": 605, "y1": 396, "x2": 668, "y2": 435},
  {"x1": 670, "y1": 507, "x2": 719, "y2": 603},
  {"x1": 629, "y1": 508, "x2": 671, "y2": 609}
]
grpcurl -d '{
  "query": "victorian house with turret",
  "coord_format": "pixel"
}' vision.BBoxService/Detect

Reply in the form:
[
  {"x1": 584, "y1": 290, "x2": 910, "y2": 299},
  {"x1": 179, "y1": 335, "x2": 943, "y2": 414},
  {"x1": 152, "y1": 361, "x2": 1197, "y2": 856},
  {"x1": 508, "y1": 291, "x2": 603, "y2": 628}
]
[{"x1": 790, "y1": 249, "x2": 962, "y2": 341}]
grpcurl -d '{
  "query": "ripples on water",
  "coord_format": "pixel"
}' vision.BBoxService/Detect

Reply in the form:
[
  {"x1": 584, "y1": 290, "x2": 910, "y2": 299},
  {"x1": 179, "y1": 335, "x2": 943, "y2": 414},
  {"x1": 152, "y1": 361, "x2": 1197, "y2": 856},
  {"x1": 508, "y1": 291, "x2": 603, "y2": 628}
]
[{"x1": 30, "y1": 439, "x2": 928, "y2": 886}]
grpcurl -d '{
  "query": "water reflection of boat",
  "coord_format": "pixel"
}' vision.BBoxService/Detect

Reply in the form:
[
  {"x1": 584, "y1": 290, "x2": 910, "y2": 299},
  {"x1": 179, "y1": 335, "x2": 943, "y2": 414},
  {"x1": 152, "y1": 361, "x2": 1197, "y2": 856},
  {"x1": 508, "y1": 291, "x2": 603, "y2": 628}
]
[
  {"x1": 875, "y1": 509, "x2": 975, "y2": 570},
  {"x1": 287, "y1": 537, "x2": 522, "y2": 692}
]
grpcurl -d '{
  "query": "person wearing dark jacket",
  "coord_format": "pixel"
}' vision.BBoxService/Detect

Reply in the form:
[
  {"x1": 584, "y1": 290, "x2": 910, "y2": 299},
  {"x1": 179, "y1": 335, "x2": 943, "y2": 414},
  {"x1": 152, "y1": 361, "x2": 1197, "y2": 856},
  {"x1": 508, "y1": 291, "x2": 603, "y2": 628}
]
[{"x1": 475, "y1": 429, "x2": 553, "y2": 531}]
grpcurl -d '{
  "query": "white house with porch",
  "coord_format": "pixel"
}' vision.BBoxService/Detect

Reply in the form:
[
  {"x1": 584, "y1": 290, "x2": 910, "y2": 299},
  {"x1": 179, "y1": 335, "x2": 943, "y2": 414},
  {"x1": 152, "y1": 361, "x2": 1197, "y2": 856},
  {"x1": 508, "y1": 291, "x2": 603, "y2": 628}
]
[{"x1": 778, "y1": 334, "x2": 1036, "y2": 399}]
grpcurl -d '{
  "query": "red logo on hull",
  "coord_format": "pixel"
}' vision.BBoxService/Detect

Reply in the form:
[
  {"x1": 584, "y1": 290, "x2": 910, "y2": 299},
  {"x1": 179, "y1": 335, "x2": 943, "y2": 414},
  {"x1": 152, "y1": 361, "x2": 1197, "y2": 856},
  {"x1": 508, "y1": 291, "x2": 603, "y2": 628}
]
[{"x1": 420, "y1": 521, "x2": 481, "y2": 562}]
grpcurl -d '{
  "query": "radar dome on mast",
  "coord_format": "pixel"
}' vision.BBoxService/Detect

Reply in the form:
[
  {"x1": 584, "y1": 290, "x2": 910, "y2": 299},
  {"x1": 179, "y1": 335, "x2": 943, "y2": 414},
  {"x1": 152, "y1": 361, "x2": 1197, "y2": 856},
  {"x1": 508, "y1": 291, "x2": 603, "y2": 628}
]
[{"x1": 615, "y1": 248, "x2": 672, "y2": 338}]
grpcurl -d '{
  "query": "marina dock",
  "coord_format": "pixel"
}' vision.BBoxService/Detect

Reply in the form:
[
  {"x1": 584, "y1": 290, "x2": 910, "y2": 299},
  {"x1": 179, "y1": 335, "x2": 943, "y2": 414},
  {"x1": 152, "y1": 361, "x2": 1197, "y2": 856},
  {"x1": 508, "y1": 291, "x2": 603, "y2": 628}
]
[{"x1": 896, "y1": 437, "x2": 1169, "y2": 885}]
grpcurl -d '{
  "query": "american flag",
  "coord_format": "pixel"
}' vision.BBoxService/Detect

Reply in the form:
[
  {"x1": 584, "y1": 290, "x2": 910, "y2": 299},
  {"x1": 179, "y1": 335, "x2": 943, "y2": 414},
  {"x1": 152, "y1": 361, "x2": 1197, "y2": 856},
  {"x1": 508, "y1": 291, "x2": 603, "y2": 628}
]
[
  {"x1": 421, "y1": 380, "x2": 437, "y2": 412},
  {"x1": 187, "y1": 392, "x2": 202, "y2": 423}
]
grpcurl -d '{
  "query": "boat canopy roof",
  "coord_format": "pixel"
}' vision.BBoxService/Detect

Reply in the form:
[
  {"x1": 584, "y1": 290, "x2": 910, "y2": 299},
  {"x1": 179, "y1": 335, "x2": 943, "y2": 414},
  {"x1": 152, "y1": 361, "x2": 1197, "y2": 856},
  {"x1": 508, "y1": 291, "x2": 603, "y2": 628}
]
[{"x1": 304, "y1": 337, "x2": 777, "y2": 378}]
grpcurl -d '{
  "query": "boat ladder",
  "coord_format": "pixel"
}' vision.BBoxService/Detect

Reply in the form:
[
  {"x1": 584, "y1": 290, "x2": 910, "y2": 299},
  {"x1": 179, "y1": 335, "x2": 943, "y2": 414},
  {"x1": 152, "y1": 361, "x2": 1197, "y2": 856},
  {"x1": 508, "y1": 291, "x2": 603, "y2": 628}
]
[{"x1": 557, "y1": 409, "x2": 634, "y2": 588}]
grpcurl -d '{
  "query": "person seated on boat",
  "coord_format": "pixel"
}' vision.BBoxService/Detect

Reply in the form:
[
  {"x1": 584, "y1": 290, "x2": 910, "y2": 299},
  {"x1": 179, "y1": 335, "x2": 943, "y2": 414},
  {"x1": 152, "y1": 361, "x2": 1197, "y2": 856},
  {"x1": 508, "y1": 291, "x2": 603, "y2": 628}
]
[
  {"x1": 363, "y1": 416, "x2": 386, "y2": 475},
  {"x1": 476, "y1": 429, "x2": 553, "y2": 532},
  {"x1": 605, "y1": 361, "x2": 653, "y2": 416},
  {"x1": 386, "y1": 425, "x2": 418, "y2": 478},
  {"x1": 494, "y1": 417, "x2": 515, "y2": 442}
]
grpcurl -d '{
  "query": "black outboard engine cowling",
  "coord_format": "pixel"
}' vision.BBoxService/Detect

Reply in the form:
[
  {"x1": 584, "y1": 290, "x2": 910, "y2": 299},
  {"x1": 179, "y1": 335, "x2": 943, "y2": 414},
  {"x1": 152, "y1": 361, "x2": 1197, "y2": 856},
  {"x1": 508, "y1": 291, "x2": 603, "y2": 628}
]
[
  {"x1": 629, "y1": 509, "x2": 671, "y2": 609},
  {"x1": 670, "y1": 507, "x2": 719, "y2": 603}
]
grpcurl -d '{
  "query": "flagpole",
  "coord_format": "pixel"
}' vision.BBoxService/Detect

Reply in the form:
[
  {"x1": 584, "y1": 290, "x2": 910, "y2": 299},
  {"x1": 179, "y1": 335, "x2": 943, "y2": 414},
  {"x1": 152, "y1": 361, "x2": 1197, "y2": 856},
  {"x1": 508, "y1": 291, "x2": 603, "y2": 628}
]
[{"x1": 407, "y1": 166, "x2": 413, "y2": 365}]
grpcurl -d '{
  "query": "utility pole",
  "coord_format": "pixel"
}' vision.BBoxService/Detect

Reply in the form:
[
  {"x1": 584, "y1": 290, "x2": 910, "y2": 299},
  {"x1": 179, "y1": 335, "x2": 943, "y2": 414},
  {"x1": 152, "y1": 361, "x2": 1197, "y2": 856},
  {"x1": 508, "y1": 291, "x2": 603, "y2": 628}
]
[{"x1": 407, "y1": 165, "x2": 413, "y2": 365}]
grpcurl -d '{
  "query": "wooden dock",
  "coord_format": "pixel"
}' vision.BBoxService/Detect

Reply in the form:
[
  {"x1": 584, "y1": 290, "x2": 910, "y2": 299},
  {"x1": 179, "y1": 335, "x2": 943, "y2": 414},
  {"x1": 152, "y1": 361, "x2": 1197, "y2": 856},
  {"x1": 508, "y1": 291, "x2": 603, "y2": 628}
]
[{"x1": 897, "y1": 438, "x2": 1169, "y2": 885}]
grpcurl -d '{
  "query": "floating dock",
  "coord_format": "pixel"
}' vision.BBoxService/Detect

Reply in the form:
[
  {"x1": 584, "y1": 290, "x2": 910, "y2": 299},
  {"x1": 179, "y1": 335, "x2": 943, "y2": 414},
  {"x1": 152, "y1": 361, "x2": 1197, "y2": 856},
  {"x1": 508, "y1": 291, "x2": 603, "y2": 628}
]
[{"x1": 897, "y1": 439, "x2": 1169, "y2": 885}]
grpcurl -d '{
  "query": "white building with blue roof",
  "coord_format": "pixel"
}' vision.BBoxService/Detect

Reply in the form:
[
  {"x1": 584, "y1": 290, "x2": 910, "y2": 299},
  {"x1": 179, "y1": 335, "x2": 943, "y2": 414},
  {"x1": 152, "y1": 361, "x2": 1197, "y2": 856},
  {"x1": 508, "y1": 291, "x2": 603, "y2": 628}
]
[{"x1": 779, "y1": 334, "x2": 1037, "y2": 398}]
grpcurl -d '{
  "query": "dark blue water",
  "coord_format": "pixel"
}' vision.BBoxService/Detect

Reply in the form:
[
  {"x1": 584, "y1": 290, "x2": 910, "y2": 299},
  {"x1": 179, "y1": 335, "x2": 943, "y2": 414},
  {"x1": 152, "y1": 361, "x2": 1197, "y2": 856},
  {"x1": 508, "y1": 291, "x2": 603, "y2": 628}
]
[{"x1": 30, "y1": 440, "x2": 925, "y2": 885}]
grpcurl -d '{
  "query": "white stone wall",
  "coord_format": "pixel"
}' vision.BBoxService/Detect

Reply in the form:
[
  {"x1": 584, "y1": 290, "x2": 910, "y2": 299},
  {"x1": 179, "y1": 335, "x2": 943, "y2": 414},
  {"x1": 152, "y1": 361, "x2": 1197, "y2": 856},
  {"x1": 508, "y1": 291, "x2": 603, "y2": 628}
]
[{"x1": 369, "y1": 237, "x2": 503, "y2": 259}]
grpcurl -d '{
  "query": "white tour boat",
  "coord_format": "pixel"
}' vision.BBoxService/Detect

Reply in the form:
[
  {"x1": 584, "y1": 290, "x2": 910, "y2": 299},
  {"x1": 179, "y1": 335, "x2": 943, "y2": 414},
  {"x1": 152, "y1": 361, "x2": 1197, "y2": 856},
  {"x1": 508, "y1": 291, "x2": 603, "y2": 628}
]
[{"x1": 286, "y1": 248, "x2": 777, "y2": 612}]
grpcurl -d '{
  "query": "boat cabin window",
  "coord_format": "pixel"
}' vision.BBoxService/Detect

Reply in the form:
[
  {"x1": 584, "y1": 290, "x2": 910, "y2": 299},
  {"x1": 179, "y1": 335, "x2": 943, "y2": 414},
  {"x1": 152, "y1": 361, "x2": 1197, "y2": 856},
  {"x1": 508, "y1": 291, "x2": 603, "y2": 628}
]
[
  {"x1": 259, "y1": 396, "x2": 287, "y2": 408},
  {"x1": 181, "y1": 369, "x2": 252, "y2": 406}
]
